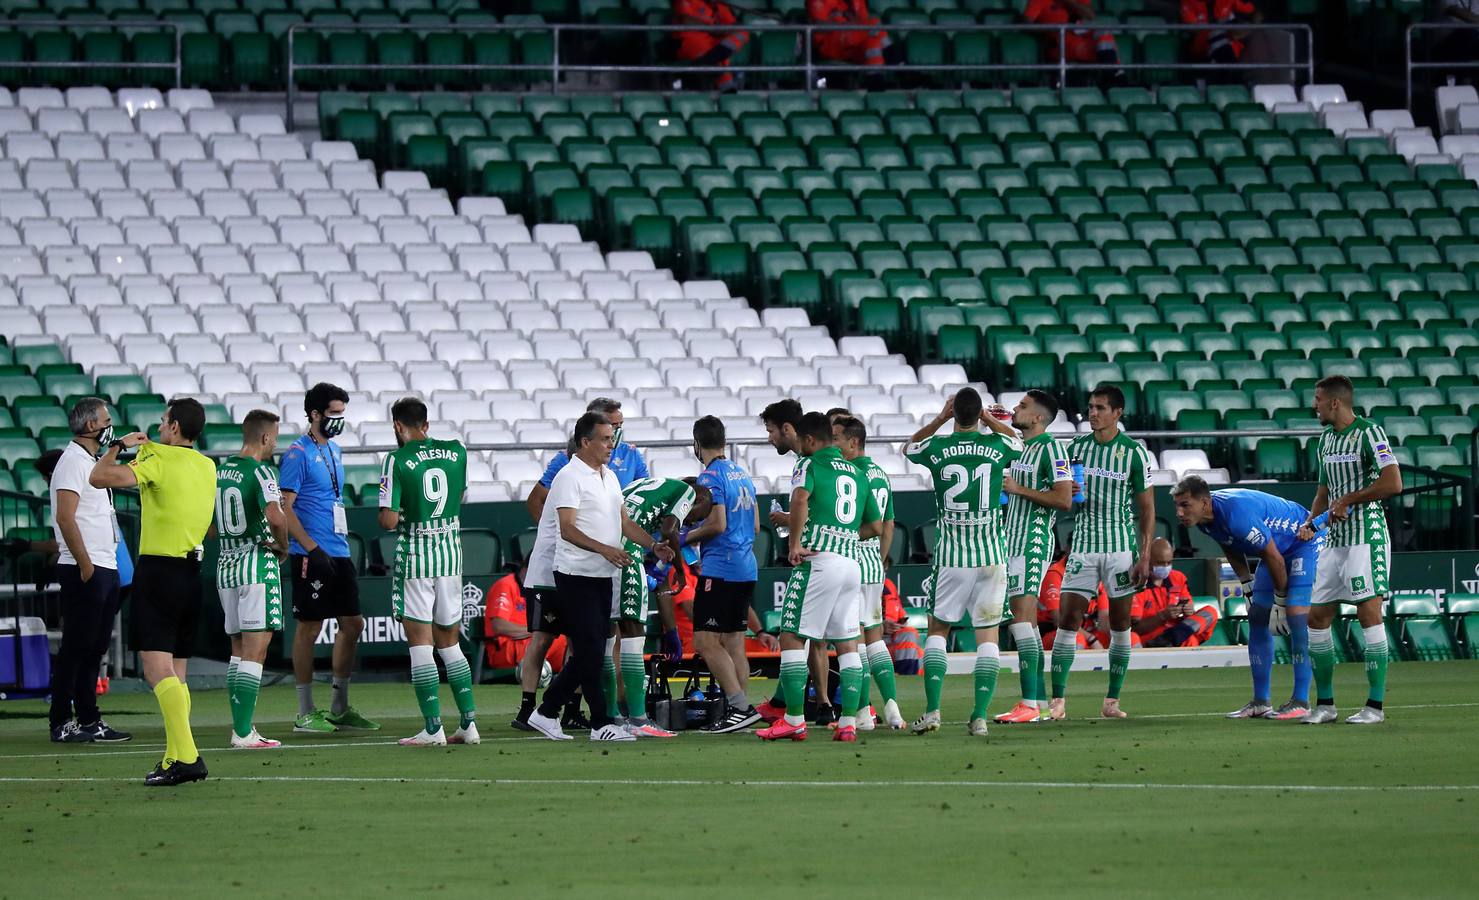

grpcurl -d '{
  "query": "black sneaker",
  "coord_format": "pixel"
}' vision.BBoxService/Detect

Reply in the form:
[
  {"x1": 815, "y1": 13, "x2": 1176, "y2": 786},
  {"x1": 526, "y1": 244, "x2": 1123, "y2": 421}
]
[
  {"x1": 703, "y1": 705, "x2": 761, "y2": 734},
  {"x1": 51, "y1": 721, "x2": 95, "y2": 744},
  {"x1": 560, "y1": 707, "x2": 592, "y2": 731},
  {"x1": 84, "y1": 720, "x2": 133, "y2": 743},
  {"x1": 144, "y1": 756, "x2": 208, "y2": 787},
  {"x1": 811, "y1": 705, "x2": 836, "y2": 727},
  {"x1": 510, "y1": 714, "x2": 535, "y2": 733}
]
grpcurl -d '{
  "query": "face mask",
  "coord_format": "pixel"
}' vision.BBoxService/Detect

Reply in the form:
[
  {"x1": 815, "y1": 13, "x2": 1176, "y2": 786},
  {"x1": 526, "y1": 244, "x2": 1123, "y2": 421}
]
[
  {"x1": 1152, "y1": 565, "x2": 1173, "y2": 581},
  {"x1": 321, "y1": 415, "x2": 345, "y2": 438},
  {"x1": 693, "y1": 443, "x2": 703, "y2": 463},
  {"x1": 95, "y1": 424, "x2": 114, "y2": 448},
  {"x1": 611, "y1": 426, "x2": 623, "y2": 447}
]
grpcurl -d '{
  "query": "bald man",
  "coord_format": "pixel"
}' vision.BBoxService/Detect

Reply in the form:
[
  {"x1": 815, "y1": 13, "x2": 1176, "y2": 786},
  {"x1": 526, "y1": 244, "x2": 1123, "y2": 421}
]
[{"x1": 1128, "y1": 539, "x2": 1217, "y2": 648}]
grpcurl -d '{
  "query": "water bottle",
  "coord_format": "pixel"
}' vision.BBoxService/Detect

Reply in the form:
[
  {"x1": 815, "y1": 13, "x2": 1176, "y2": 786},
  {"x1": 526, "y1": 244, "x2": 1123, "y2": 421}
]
[
  {"x1": 1071, "y1": 458, "x2": 1085, "y2": 505},
  {"x1": 771, "y1": 498, "x2": 789, "y2": 540}
]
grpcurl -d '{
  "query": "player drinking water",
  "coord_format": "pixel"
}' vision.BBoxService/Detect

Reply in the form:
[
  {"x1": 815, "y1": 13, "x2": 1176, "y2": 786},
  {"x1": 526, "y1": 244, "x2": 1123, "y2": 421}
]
[
  {"x1": 378, "y1": 398, "x2": 477, "y2": 747},
  {"x1": 1172, "y1": 477, "x2": 1320, "y2": 720}
]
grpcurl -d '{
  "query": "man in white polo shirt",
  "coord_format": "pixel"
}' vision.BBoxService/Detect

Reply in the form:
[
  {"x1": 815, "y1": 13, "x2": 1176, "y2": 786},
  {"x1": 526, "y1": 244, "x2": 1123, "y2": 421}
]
[
  {"x1": 49, "y1": 398, "x2": 131, "y2": 744},
  {"x1": 526, "y1": 412, "x2": 672, "y2": 743}
]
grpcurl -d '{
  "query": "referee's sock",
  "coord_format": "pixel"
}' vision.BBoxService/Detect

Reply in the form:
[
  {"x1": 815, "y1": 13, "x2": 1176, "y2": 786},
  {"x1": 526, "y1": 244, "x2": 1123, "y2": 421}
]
[{"x1": 154, "y1": 676, "x2": 198, "y2": 765}]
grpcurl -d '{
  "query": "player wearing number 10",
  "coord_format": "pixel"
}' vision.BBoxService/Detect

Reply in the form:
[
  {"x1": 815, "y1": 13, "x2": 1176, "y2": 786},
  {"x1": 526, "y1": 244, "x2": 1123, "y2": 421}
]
[
  {"x1": 378, "y1": 398, "x2": 478, "y2": 748},
  {"x1": 214, "y1": 410, "x2": 289, "y2": 750},
  {"x1": 903, "y1": 388, "x2": 1024, "y2": 738}
]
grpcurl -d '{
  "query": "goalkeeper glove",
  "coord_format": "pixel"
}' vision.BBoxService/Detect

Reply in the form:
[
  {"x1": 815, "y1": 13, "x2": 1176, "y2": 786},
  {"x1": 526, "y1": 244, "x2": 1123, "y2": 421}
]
[
  {"x1": 662, "y1": 628, "x2": 683, "y2": 664},
  {"x1": 1269, "y1": 591, "x2": 1290, "y2": 636},
  {"x1": 1240, "y1": 575, "x2": 1254, "y2": 599}
]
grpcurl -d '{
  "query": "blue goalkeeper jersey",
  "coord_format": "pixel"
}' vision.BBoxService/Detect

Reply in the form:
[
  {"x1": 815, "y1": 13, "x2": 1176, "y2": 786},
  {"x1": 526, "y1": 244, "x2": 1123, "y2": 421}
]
[
  {"x1": 1198, "y1": 489, "x2": 1315, "y2": 558},
  {"x1": 695, "y1": 456, "x2": 758, "y2": 581}
]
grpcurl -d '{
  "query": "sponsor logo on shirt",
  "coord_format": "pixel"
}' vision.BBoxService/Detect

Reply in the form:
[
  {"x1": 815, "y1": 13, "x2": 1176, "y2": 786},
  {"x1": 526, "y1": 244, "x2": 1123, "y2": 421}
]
[
  {"x1": 1324, "y1": 452, "x2": 1360, "y2": 464},
  {"x1": 1084, "y1": 466, "x2": 1129, "y2": 481},
  {"x1": 1244, "y1": 527, "x2": 1266, "y2": 547}
]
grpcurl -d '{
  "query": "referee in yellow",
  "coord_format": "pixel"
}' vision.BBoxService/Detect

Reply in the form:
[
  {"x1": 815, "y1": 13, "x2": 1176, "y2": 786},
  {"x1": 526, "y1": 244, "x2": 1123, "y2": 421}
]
[{"x1": 91, "y1": 398, "x2": 217, "y2": 786}]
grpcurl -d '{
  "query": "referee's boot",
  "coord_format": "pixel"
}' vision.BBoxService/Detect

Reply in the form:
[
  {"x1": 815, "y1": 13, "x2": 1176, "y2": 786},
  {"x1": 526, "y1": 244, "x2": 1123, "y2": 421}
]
[{"x1": 144, "y1": 756, "x2": 208, "y2": 787}]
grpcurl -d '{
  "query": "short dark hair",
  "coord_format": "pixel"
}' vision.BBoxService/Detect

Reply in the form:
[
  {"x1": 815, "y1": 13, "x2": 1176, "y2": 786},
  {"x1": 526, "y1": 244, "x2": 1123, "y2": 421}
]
[
  {"x1": 954, "y1": 387, "x2": 983, "y2": 427},
  {"x1": 1316, "y1": 375, "x2": 1354, "y2": 404},
  {"x1": 572, "y1": 411, "x2": 610, "y2": 449},
  {"x1": 34, "y1": 448, "x2": 63, "y2": 482},
  {"x1": 835, "y1": 415, "x2": 867, "y2": 449},
  {"x1": 760, "y1": 398, "x2": 803, "y2": 430},
  {"x1": 68, "y1": 397, "x2": 108, "y2": 435},
  {"x1": 242, "y1": 409, "x2": 280, "y2": 442},
  {"x1": 1170, "y1": 474, "x2": 1211, "y2": 499},
  {"x1": 390, "y1": 397, "x2": 429, "y2": 428},
  {"x1": 825, "y1": 407, "x2": 850, "y2": 422},
  {"x1": 304, "y1": 382, "x2": 350, "y2": 419},
  {"x1": 166, "y1": 397, "x2": 206, "y2": 442},
  {"x1": 586, "y1": 397, "x2": 621, "y2": 415},
  {"x1": 693, "y1": 415, "x2": 726, "y2": 450},
  {"x1": 796, "y1": 411, "x2": 833, "y2": 444},
  {"x1": 1024, "y1": 388, "x2": 1059, "y2": 423},
  {"x1": 683, "y1": 476, "x2": 712, "y2": 506},
  {"x1": 1090, "y1": 384, "x2": 1125, "y2": 412}
]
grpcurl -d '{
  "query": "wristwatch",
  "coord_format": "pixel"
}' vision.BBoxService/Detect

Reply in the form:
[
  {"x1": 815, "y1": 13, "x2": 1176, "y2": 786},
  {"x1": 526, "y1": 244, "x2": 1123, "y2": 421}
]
[{"x1": 108, "y1": 438, "x2": 127, "y2": 451}]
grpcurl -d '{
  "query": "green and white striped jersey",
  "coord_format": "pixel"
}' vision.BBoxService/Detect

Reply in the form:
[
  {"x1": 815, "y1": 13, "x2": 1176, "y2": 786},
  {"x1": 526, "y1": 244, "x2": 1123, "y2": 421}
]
[
  {"x1": 851, "y1": 455, "x2": 894, "y2": 584},
  {"x1": 214, "y1": 456, "x2": 281, "y2": 589},
  {"x1": 1317, "y1": 417, "x2": 1398, "y2": 548},
  {"x1": 380, "y1": 437, "x2": 467, "y2": 579},
  {"x1": 621, "y1": 476, "x2": 696, "y2": 551},
  {"x1": 905, "y1": 429, "x2": 1023, "y2": 567},
  {"x1": 795, "y1": 446, "x2": 881, "y2": 555},
  {"x1": 1003, "y1": 432, "x2": 1072, "y2": 559},
  {"x1": 1066, "y1": 431, "x2": 1151, "y2": 554}
]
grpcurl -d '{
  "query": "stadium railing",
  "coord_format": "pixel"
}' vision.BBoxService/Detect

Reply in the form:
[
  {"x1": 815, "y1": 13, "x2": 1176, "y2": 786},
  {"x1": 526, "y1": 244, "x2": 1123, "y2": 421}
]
[
  {"x1": 0, "y1": 18, "x2": 185, "y2": 90},
  {"x1": 1405, "y1": 22, "x2": 1479, "y2": 113},
  {"x1": 282, "y1": 20, "x2": 1315, "y2": 130}
]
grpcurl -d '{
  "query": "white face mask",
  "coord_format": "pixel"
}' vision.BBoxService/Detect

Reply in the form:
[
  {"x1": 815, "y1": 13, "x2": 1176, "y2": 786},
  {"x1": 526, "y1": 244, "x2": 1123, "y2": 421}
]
[{"x1": 1152, "y1": 565, "x2": 1173, "y2": 581}]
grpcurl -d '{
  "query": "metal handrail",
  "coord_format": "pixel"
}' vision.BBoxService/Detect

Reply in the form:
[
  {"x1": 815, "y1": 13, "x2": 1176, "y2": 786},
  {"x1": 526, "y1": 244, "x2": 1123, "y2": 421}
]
[
  {"x1": 1405, "y1": 22, "x2": 1479, "y2": 114},
  {"x1": 0, "y1": 18, "x2": 184, "y2": 89},
  {"x1": 284, "y1": 20, "x2": 1314, "y2": 130}
]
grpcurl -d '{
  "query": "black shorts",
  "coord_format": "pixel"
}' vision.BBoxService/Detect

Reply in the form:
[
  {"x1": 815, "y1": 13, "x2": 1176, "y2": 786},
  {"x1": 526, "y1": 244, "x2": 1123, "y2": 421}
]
[
  {"x1": 528, "y1": 586, "x2": 562, "y2": 635},
  {"x1": 291, "y1": 554, "x2": 361, "y2": 621},
  {"x1": 130, "y1": 555, "x2": 203, "y2": 658},
  {"x1": 693, "y1": 576, "x2": 755, "y2": 633}
]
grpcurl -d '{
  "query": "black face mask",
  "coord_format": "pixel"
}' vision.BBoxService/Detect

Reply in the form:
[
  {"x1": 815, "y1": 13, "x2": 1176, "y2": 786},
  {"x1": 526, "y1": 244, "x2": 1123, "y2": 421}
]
[{"x1": 320, "y1": 415, "x2": 345, "y2": 438}]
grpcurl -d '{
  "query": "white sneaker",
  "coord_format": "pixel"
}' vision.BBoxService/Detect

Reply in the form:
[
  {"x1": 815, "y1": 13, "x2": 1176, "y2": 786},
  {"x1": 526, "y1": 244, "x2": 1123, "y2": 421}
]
[
  {"x1": 857, "y1": 705, "x2": 877, "y2": 732},
  {"x1": 1226, "y1": 701, "x2": 1273, "y2": 719},
  {"x1": 229, "y1": 729, "x2": 281, "y2": 750},
  {"x1": 398, "y1": 728, "x2": 448, "y2": 746},
  {"x1": 1301, "y1": 704, "x2": 1338, "y2": 725},
  {"x1": 967, "y1": 717, "x2": 989, "y2": 737},
  {"x1": 590, "y1": 723, "x2": 637, "y2": 742},
  {"x1": 528, "y1": 710, "x2": 573, "y2": 742},
  {"x1": 1345, "y1": 706, "x2": 1385, "y2": 725},
  {"x1": 910, "y1": 709, "x2": 941, "y2": 735},
  {"x1": 449, "y1": 722, "x2": 481, "y2": 745},
  {"x1": 883, "y1": 699, "x2": 905, "y2": 729}
]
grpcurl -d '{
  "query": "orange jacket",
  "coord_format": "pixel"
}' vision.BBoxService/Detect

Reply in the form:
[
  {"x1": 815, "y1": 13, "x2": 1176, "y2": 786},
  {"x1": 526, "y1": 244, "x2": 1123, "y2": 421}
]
[
  {"x1": 808, "y1": 0, "x2": 874, "y2": 23},
  {"x1": 674, "y1": 0, "x2": 738, "y2": 27},
  {"x1": 1130, "y1": 571, "x2": 1194, "y2": 643}
]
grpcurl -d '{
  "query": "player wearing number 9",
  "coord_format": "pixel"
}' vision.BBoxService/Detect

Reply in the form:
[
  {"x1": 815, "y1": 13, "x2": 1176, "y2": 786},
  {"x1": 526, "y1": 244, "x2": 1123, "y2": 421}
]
[{"x1": 903, "y1": 388, "x2": 1024, "y2": 737}]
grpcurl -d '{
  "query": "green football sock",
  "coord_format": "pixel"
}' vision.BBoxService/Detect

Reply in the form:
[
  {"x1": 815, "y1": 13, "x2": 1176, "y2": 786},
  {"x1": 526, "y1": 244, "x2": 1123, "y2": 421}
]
[
  {"x1": 233, "y1": 660, "x2": 262, "y2": 739},
  {"x1": 226, "y1": 655, "x2": 239, "y2": 696},
  {"x1": 1106, "y1": 630, "x2": 1132, "y2": 700},
  {"x1": 867, "y1": 640, "x2": 898, "y2": 704},
  {"x1": 1309, "y1": 626, "x2": 1337, "y2": 703},
  {"x1": 438, "y1": 646, "x2": 476, "y2": 729},
  {"x1": 923, "y1": 635, "x2": 948, "y2": 714},
  {"x1": 1362, "y1": 625, "x2": 1388, "y2": 705},
  {"x1": 1051, "y1": 632, "x2": 1076, "y2": 698},
  {"x1": 619, "y1": 637, "x2": 647, "y2": 720},
  {"x1": 1009, "y1": 623, "x2": 1040, "y2": 706},
  {"x1": 409, "y1": 645, "x2": 442, "y2": 734},
  {"x1": 779, "y1": 648, "x2": 807, "y2": 724},
  {"x1": 602, "y1": 641, "x2": 621, "y2": 719},
  {"x1": 839, "y1": 654, "x2": 863, "y2": 718},
  {"x1": 971, "y1": 644, "x2": 1000, "y2": 720},
  {"x1": 857, "y1": 657, "x2": 872, "y2": 711}
]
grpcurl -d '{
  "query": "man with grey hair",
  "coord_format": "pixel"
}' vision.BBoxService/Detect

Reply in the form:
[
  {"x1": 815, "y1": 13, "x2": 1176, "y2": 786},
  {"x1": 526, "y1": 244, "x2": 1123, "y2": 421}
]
[{"x1": 48, "y1": 397, "x2": 131, "y2": 743}]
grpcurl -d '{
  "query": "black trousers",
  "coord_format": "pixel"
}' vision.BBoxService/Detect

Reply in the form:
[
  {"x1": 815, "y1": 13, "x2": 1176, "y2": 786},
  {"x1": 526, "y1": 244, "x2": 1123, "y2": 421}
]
[
  {"x1": 50, "y1": 564, "x2": 122, "y2": 729},
  {"x1": 539, "y1": 572, "x2": 613, "y2": 729}
]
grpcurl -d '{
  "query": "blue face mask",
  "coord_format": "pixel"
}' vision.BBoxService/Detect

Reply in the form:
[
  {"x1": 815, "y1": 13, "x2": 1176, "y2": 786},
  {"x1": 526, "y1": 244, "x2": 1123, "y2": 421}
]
[{"x1": 1152, "y1": 565, "x2": 1173, "y2": 581}]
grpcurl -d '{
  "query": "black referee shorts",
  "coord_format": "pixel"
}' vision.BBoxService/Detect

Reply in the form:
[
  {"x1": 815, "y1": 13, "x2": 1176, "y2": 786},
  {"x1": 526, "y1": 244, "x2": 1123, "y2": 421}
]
[
  {"x1": 290, "y1": 554, "x2": 360, "y2": 621},
  {"x1": 693, "y1": 576, "x2": 755, "y2": 633},
  {"x1": 131, "y1": 555, "x2": 203, "y2": 658}
]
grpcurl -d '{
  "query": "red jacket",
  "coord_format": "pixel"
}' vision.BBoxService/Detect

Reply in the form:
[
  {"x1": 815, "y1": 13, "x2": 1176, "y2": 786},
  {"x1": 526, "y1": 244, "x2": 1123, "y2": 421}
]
[
  {"x1": 1130, "y1": 571, "x2": 1194, "y2": 642},
  {"x1": 673, "y1": 0, "x2": 738, "y2": 27}
]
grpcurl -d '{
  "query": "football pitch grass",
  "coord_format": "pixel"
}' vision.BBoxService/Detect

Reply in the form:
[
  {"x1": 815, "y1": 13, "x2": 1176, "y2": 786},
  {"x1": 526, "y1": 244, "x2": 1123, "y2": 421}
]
[{"x1": 3, "y1": 663, "x2": 1477, "y2": 899}]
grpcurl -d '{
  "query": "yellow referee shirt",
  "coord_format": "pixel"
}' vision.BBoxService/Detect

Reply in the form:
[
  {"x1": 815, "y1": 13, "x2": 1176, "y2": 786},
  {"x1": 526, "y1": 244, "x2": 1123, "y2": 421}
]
[{"x1": 130, "y1": 441, "x2": 217, "y2": 558}]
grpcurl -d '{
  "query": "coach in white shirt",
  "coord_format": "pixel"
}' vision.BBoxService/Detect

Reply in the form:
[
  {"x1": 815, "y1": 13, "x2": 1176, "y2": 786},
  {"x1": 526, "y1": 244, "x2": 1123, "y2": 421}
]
[
  {"x1": 526, "y1": 412, "x2": 671, "y2": 743},
  {"x1": 48, "y1": 398, "x2": 131, "y2": 744}
]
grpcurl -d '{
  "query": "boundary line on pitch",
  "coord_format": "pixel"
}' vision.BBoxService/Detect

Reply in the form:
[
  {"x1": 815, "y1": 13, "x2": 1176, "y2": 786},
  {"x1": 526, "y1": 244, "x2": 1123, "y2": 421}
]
[{"x1": 2, "y1": 775, "x2": 1477, "y2": 793}]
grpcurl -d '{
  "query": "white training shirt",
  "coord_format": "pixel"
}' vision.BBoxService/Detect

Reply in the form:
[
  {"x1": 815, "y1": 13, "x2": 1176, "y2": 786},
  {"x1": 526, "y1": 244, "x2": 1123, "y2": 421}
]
[
  {"x1": 523, "y1": 490, "x2": 559, "y2": 590},
  {"x1": 50, "y1": 440, "x2": 118, "y2": 569},
  {"x1": 549, "y1": 455, "x2": 624, "y2": 578}
]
